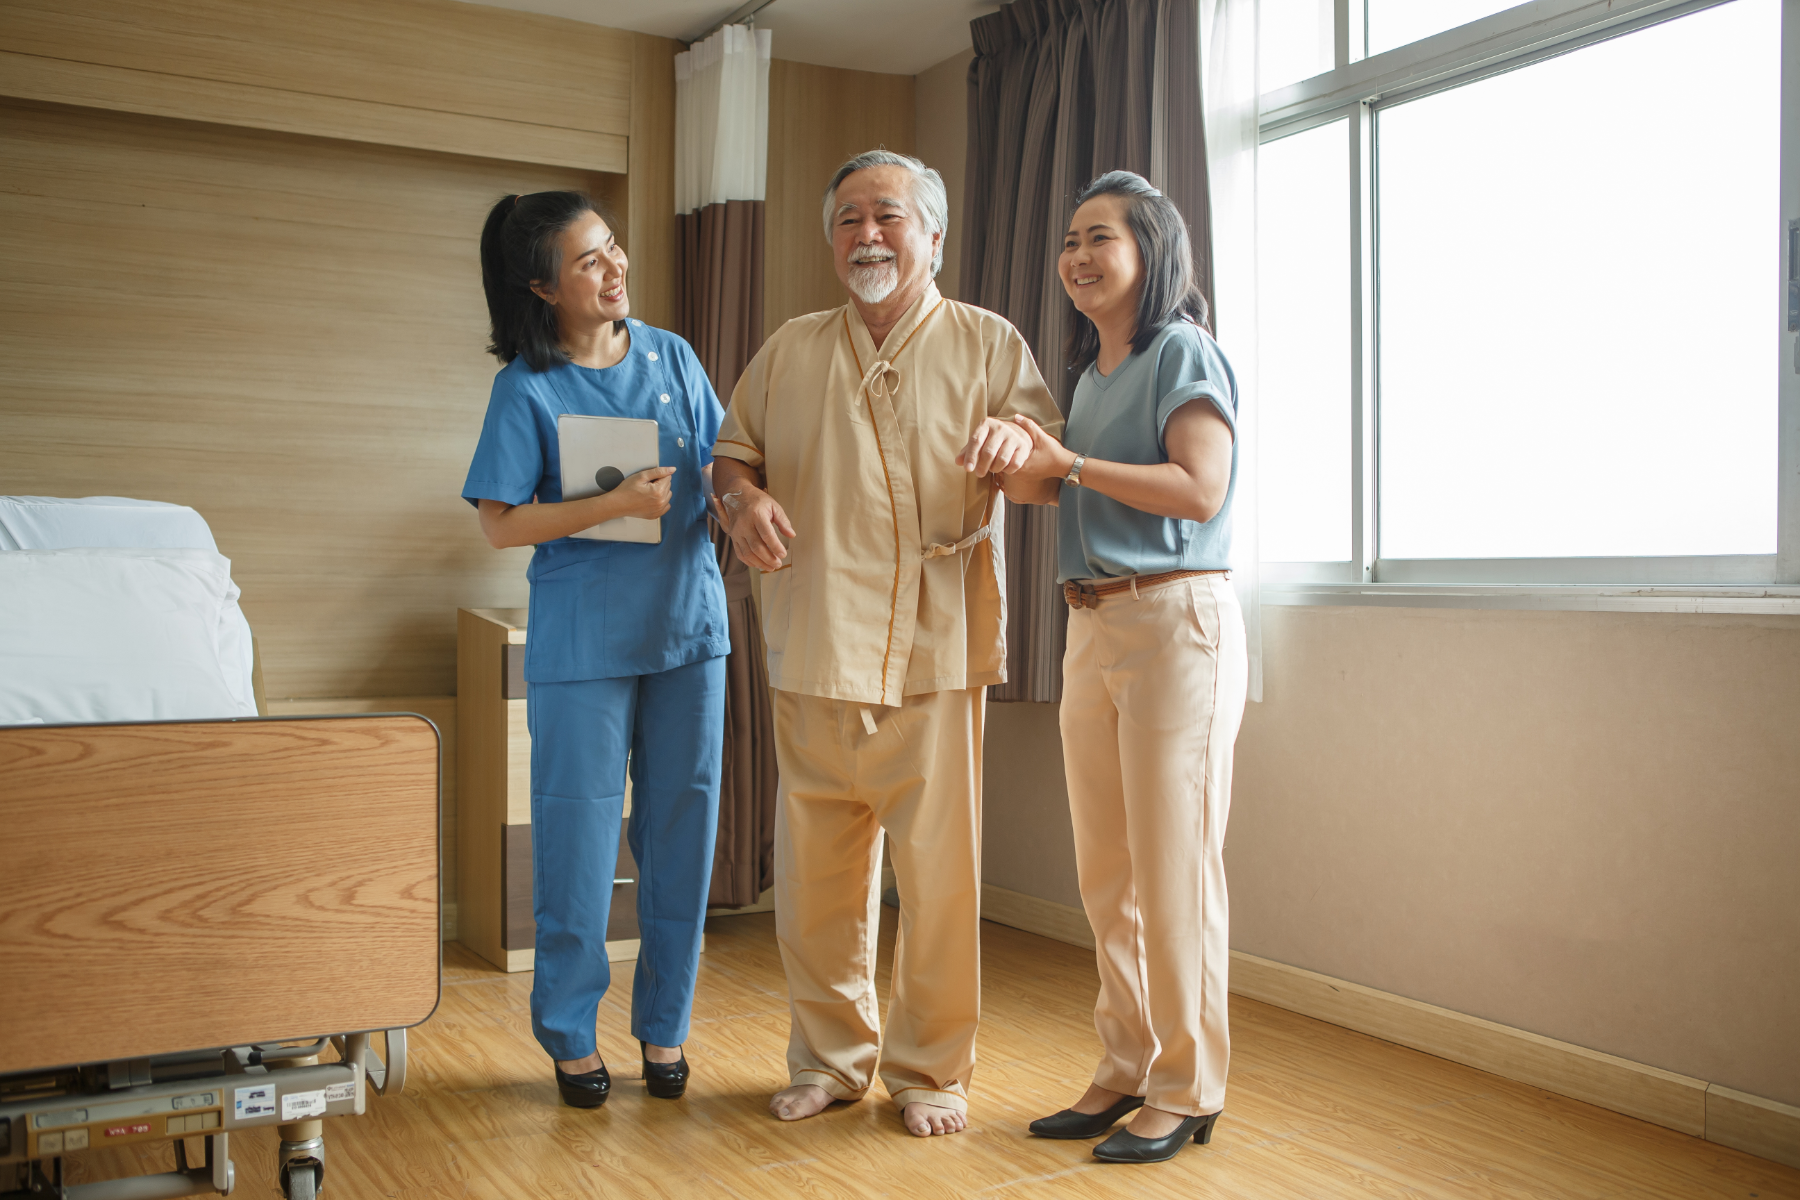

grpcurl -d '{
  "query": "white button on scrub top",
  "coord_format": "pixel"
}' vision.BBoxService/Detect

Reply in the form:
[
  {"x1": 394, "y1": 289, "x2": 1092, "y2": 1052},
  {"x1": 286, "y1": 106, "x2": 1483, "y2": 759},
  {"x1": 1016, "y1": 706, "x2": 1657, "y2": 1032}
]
[
  {"x1": 647, "y1": 352, "x2": 659, "y2": 362},
  {"x1": 660, "y1": 393, "x2": 671, "y2": 403},
  {"x1": 677, "y1": 438, "x2": 686, "y2": 447}
]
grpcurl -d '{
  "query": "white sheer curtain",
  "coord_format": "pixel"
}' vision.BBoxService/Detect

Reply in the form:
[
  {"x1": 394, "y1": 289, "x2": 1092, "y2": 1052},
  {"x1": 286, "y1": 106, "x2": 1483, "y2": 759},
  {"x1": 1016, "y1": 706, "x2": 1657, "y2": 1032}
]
[
  {"x1": 1202, "y1": 0, "x2": 1262, "y2": 701},
  {"x1": 674, "y1": 24, "x2": 772, "y2": 213}
]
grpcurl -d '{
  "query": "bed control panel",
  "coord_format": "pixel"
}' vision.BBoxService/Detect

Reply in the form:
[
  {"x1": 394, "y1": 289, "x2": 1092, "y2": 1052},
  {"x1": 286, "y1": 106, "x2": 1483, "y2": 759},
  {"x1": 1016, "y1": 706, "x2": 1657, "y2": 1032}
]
[
  {"x1": 1, "y1": 1063, "x2": 362, "y2": 1165},
  {"x1": 25, "y1": 1091, "x2": 223, "y2": 1156}
]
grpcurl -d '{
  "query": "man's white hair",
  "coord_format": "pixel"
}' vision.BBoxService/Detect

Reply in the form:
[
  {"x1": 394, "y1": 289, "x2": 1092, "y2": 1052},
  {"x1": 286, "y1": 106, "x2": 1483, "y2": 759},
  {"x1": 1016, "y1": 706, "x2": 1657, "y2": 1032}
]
[{"x1": 821, "y1": 149, "x2": 949, "y2": 277}]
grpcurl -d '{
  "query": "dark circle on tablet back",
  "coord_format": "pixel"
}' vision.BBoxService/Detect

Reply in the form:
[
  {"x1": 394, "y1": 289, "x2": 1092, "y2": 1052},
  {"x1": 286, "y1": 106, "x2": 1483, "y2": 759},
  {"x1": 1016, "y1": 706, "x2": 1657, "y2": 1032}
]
[{"x1": 594, "y1": 465, "x2": 625, "y2": 494}]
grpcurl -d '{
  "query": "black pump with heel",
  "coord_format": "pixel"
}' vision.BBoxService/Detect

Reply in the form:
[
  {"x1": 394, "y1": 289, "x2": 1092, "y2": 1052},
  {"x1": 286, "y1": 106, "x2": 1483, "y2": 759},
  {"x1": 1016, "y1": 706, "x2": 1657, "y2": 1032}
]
[
  {"x1": 640, "y1": 1041, "x2": 690, "y2": 1099},
  {"x1": 1092, "y1": 1110, "x2": 1221, "y2": 1163},
  {"x1": 1027, "y1": 1094, "x2": 1146, "y2": 1139},
  {"x1": 554, "y1": 1061, "x2": 611, "y2": 1109}
]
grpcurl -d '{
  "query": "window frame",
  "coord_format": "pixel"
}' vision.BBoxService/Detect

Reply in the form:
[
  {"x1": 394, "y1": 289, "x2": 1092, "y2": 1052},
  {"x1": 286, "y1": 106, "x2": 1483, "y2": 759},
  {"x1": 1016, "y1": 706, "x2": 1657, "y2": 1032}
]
[{"x1": 1254, "y1": 0, "x2": 1800, "y2": 608}]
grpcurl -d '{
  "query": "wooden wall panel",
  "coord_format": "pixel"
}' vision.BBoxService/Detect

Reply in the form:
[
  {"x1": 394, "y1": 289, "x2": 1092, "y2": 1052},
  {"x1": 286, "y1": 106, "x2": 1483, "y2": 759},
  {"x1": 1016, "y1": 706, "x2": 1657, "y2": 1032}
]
[
  {"x1": 628, "y1": 33, "x2": 680, "y2": 332},
  {"x1": 764, "y1": 60, "x2": 915, "y2": 337},
  {"x1": 0, "y1": 48, "x2": 626, "y2": 174},
  {"x1": 0, "y1": 98, "x2": 599, "y2": 697},
  {"x1": 0, "y1": 0, "x2": 632, "y2": 139}
]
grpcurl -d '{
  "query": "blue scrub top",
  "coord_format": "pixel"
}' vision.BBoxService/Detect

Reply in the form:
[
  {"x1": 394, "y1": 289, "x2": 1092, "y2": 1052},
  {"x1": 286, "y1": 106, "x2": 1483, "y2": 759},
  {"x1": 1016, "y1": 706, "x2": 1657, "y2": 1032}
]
[
  {"x1": 1057, "y1": 321, "x2": 1240, "y2": 583},
  {"x1": 461, "y1": 320, "x2": 730, "y2": 683}
]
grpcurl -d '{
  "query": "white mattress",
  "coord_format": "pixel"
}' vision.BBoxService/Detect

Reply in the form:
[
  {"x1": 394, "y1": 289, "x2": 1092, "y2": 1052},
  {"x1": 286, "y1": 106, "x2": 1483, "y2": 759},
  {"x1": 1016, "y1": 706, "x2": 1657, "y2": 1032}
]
[
  {"x1": 0, "y1": 497, "x2": 258, "y2": 725},
  {"x1": 0, "y1": 495, "x2": 219, "y2": 552}
]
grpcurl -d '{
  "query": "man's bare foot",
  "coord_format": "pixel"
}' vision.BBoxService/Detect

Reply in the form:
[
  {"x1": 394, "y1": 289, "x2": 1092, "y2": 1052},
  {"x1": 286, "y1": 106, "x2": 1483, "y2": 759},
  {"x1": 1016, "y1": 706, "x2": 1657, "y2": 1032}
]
[
  {"x1": 556, "y1": 1052, "x2": 603, "y2": 1074},
  {"x1": 644, "y1": 1043, "x2": 682, "y2": 1065},
  {"x1": 1124, "y1": 1104, "x2": 1191, "y2": 1139},
  {"x1": 1069, "y1": 1082, "x2": 1130, "y2": 1115},
  {"x1": 769, "y1": 1084, "x2": 835, "y2": 1122},
  {"x1": 903, "y1": 1102, "x2": 967, "y2": 1137}
]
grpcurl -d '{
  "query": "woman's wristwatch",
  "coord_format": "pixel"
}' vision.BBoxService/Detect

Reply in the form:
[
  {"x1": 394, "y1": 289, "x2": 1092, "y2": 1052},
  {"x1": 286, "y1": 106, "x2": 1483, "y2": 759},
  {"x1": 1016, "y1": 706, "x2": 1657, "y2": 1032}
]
[{"x1": 1063, "y1": 454, "x2": 1086, "y2": 487}]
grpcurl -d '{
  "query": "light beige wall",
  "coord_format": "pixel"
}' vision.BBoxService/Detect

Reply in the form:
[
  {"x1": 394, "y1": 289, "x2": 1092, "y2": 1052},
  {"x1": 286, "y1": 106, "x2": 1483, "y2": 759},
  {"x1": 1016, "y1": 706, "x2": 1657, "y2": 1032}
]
[
  {"x1": 913, "y1": 48, "x2": 975, "y2": 301},
  {"x1": 982, "y1": 701, "x2": 1082, "y2": 908},
  {"x1": 980, "y1": 604, "x2": 1800, "y2": 1108},
  {"x1": 764, "y1": 60, "x2": 916, "y2": 335}
]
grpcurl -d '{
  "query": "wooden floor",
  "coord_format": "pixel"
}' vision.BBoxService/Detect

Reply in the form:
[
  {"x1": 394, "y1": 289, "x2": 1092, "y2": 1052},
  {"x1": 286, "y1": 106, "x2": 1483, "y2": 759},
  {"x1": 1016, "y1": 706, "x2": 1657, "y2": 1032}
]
[{"x1": 67, "y1": 911, "x2": 1800, "y2": 1199}]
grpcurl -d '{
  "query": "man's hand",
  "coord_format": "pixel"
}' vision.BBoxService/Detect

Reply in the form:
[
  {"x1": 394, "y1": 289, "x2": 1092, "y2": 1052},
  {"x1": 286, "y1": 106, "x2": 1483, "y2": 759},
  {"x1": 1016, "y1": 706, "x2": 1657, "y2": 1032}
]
[
  {"x1": 955, "y1": 416, "x2": 1035, "y2": 477},
  {"x1": 720, "y1": 480, "x2": 797, "y2": 572},
  {"x1": 1004, "y1": 415, "x2": 1076, "y2": 481}
]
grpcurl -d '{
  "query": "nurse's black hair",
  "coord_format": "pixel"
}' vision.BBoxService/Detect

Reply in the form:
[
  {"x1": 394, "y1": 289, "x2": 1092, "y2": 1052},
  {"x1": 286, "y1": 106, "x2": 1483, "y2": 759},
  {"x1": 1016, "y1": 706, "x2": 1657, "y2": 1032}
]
[
  {"x1": 480, "y1": 190, "x2": 618, "y2": 372},
  {"x1": 1063, "y1": 171, "x2": 1210, "y2": 376}
]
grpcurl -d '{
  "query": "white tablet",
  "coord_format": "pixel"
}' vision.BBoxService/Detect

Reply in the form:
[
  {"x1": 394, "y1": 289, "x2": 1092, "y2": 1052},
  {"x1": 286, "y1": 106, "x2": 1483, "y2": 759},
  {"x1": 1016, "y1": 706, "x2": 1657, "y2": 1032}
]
[{"x1": 557, "y1": 414, "x2": 662, "y2": 544}]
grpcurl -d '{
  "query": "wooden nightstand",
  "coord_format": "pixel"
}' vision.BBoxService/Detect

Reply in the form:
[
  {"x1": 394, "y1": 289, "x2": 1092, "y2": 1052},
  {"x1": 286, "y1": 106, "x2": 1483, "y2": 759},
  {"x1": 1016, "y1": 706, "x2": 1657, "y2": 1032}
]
[{"x1": 456, "y1": 608, "x2": 640, "y2": 973}]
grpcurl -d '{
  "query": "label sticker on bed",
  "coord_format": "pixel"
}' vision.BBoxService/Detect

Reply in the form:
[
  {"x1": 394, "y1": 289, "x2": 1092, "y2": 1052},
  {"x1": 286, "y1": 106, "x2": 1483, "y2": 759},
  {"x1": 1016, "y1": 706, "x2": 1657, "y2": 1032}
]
[
  {"x1": 280, "y1": 1089, "x2": 328, "y2": 1120},
  {"x1": 323, "y1": 1081, "x2": 356, "y2": 1103},
  {"x1": 234, "y1": 1084, "x2": 276, "y2": 1121}
]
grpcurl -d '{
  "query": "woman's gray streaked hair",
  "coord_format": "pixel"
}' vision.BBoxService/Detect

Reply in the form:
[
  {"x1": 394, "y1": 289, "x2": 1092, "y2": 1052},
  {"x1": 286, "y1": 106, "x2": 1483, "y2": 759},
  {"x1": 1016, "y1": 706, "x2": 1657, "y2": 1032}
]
[{"x1": 821, "y1": 149, "x2": 949, "y2": 276}]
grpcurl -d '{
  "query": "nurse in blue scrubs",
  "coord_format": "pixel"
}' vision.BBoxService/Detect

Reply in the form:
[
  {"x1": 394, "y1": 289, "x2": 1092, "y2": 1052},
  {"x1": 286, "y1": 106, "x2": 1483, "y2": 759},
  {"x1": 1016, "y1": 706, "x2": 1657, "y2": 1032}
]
[{"x1": 462, "y1": 190, "x2": 728, "y2": 1109}]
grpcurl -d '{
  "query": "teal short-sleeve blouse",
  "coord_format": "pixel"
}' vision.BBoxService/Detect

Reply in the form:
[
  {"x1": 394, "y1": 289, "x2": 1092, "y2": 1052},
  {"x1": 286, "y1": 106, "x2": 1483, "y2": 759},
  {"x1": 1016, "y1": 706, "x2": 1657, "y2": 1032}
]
[{"x1": 1055, "y1": 321, "x2": 1239, "y2": 583}]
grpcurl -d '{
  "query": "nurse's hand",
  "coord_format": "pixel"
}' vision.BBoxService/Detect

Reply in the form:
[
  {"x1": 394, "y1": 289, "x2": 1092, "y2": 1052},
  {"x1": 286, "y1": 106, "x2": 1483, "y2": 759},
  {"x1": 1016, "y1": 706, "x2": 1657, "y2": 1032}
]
[{"x1": 612, "y1": 466, "x2": 676, "y2": 520}]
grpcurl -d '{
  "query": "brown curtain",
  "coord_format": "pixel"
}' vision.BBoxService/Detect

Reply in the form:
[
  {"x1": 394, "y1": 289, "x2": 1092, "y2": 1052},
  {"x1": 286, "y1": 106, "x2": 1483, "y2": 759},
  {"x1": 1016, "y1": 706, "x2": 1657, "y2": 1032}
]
[
  {"x1": 706, "y1": 532, "x2": 777, "y2": 905},
  {"x1": 677, "y1": 199, "x2": 766, "y2": 402},
  {"x1": 963, "y1": 0, "x2": 1211, "y2": 703},
  {"x1": 676, "y1": 198, "x2": 777, "y2": 908}
]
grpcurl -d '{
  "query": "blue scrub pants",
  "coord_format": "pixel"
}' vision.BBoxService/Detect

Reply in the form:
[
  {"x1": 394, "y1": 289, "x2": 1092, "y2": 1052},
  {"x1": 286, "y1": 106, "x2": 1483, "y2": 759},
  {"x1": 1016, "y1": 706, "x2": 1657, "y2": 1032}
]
[{"x1": 526, "y1": 654, "x2": 725, "y2": 1061}]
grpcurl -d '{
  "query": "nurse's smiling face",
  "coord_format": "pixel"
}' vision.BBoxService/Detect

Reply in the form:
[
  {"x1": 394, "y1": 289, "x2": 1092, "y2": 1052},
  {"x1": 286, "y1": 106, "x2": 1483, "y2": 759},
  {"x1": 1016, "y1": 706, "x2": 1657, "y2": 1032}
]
[{"x1": 531, "y1": 210, "x2": 630, "y2": 332}]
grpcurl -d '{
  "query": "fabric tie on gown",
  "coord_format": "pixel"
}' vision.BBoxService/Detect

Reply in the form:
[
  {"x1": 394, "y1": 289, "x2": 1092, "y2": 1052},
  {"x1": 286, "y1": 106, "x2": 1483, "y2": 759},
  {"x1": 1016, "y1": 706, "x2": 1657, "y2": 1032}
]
[
  {"x1": 858, "y1": 356, "x2": 902, "y2": 406},
  {"x1": 856, "y1": 356, "x2": 1000, "y2": 562}
]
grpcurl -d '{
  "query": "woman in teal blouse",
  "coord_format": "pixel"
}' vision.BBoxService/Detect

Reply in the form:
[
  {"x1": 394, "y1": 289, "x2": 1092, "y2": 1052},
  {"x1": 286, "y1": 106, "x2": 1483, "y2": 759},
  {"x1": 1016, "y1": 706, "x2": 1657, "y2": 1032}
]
[{"x1": 1002, "y1": 170, "x2": 1249, "y2": 1165}]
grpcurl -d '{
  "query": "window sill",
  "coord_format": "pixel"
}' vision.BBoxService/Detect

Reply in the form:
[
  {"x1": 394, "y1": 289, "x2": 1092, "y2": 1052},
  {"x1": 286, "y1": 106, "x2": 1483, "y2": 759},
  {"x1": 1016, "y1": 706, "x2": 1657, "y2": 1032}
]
[{"x1": 1259, "y1": 582, "x2": 1800, "y2": 615}]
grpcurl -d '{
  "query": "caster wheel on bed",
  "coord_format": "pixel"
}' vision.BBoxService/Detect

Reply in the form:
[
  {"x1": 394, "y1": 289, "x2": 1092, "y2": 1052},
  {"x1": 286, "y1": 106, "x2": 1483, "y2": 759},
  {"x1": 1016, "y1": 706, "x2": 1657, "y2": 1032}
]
[
  {"x1": 284, "y1": 1163, "x2": 321, "y2": 1200},
  {"x1": 280, "y1": 1136, "x2": 324, "y2": 1200}
]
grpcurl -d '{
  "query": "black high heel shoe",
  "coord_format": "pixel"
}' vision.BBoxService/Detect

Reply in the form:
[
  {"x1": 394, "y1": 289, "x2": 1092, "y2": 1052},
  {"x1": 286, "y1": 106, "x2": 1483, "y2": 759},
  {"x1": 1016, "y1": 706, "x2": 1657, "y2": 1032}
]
[
  {"x1": 554, "y1": 1061, "x2": 611, "y2": 1109},
  {"x1": 640, "y1": 1041, "x2": 690, "y2": 1100},
  {"x1": 1092, "y1": 1110, "x2": 1220, "y2": 1163},
  {"x1": 1027, "y1": 1094, "x2": 1145, "y2": 1139}
]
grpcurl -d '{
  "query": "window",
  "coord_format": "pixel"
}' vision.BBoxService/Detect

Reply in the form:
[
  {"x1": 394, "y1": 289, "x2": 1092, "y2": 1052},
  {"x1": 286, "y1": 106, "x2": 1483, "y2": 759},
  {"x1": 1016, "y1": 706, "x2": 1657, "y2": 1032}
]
[
  {"x1": 1255, "y1": 0, "x2": 1794, "y2": 590},
  {"x1": 1365, "y1": 0, "x2": 1523, "y2": 56},
  {"x1": 1257, "y1": 118, "x2": 1352, "y2": 563},
  {"x1": 1260, "y1": 0, "x2": 1334, "y2": 91}
]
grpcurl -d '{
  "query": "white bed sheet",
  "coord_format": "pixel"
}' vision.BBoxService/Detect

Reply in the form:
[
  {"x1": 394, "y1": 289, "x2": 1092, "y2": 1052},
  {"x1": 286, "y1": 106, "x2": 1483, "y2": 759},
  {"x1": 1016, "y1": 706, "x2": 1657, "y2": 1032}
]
[{"x1": 0, "y1": 548, "x2": 260, "y2": 725}]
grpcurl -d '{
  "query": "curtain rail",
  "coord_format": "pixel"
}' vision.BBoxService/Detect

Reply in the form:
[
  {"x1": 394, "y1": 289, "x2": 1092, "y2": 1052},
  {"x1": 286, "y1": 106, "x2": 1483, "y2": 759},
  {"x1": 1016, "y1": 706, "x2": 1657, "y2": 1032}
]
[{"x1": 684, "y1": 0, "x2": 779, "y2": 47}]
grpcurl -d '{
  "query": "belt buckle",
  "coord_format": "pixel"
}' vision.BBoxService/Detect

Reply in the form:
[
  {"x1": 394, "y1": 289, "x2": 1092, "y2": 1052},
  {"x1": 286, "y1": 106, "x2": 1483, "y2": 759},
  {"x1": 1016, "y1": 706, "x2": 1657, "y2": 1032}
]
[{"x1": 1063, "y1": 580, "x2": 1095, "y2": 610}]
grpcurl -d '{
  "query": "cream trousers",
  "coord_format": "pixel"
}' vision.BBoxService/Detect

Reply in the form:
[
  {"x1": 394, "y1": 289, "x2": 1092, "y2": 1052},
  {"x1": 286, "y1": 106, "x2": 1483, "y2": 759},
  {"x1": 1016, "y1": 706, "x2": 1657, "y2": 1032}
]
[
  {"x1": 1061, "y1": 573, "x2": 1247, "y2": 1116},
  {"x1": 771, "y1": 686, "x2": 984, "y2": 1113}
]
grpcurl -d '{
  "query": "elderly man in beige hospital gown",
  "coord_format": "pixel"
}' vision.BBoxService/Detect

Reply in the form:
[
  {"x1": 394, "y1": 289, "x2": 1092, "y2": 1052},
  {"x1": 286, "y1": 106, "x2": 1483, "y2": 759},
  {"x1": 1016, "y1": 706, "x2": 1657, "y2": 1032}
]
[{"x1": 711, "y1": 149, "x2": 1063, "y2": 1137}]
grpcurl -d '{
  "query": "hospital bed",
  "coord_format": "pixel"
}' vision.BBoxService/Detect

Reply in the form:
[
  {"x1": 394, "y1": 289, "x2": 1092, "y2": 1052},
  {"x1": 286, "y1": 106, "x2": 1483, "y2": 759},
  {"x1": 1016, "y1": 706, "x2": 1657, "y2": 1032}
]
[{"x1": 0, "y1": 498, "x2": 440, "y2": 1200}]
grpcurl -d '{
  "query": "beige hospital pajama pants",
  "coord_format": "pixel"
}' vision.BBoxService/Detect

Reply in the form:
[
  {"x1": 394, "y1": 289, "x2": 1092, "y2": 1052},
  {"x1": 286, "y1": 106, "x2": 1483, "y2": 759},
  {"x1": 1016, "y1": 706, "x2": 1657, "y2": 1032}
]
[
  {"x1": 1060, "y1": 573, "x2": 1247, "y2": 1116},
  {"x1": 772, "y1": 686, "x2": 984, "y2": 1113}
]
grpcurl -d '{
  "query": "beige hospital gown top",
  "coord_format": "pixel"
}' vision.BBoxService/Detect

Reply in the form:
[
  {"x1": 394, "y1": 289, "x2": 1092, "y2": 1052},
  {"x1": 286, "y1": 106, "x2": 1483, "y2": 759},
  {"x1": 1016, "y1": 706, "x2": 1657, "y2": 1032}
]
[{"x1": 713, "y1": 282, "x2": 1063, "y2": 706}]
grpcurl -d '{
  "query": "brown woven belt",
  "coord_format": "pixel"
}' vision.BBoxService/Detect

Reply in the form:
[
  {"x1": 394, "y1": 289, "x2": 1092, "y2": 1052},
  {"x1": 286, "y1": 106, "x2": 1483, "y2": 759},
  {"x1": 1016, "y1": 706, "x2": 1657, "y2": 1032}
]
[{"x1": 1062, "y1": 568, "x2": 1228, "y2": 610}]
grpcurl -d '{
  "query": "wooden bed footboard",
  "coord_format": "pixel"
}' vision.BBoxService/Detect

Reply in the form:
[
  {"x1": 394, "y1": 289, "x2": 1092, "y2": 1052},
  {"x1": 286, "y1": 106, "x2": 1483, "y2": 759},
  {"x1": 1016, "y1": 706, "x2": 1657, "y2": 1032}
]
[{"x1": 0, "y1": 715, "x2": 441, "y2": 1076}]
